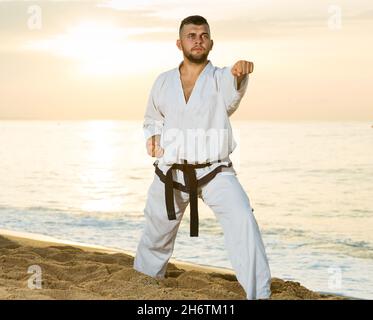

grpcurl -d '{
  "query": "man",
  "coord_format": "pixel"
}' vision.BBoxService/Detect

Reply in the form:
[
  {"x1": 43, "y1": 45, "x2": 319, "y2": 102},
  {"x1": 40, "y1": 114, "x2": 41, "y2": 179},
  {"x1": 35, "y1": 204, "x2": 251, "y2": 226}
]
[{"x1": 133, "y1": 15, "x2": 272, "y2": 300}]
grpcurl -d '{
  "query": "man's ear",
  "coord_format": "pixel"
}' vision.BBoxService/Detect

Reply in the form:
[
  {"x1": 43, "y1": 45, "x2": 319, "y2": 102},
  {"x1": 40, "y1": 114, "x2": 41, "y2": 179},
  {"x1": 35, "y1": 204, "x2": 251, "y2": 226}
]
[
  {"x1": 176, "y1": 39, "x2": 181, "y2": 50},
  {"x1": 210, "y1": 39, "x2": 214, "y2": 50}
]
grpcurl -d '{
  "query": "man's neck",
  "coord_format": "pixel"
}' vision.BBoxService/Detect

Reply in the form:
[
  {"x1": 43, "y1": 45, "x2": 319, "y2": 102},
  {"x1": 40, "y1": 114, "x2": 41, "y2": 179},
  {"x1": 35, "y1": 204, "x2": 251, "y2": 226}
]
[{"x1": 179, "y1": 59, "x2": 209, "y2": 78}]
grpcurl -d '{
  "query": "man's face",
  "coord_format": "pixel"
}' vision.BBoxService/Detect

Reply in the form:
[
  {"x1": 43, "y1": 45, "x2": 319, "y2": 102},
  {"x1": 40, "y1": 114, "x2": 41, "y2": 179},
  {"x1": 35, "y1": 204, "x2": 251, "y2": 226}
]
[{"x1": 177, "y1": 24, "x2": 213, "y2": 64}]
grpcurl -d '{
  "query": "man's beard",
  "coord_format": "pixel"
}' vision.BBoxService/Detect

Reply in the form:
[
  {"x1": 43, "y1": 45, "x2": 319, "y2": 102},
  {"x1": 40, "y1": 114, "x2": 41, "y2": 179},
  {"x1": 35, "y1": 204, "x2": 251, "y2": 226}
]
[{"x1": 183, "y1": 48, "x2": 210, "y2": 64}]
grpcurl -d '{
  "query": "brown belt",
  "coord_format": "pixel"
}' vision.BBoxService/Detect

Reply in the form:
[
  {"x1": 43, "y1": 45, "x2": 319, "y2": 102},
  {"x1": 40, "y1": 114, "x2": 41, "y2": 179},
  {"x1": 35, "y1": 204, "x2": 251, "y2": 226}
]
[{"x1": 153, "y1": 159, "x2": 232, "y2": 237}]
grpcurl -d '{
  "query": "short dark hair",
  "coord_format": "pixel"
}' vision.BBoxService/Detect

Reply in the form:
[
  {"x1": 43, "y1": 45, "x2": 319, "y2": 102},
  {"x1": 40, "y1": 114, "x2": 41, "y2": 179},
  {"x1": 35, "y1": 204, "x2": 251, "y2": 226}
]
[{"x1": 179, "y1": 15, "x2": 210, "y2": 37}]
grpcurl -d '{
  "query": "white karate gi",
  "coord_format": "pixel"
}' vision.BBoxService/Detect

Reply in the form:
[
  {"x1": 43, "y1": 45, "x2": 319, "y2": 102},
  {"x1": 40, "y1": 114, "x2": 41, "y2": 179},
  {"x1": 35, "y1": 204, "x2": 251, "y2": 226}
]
[{"x1": 133, "y1": 60, "x2": 272, "y2": 299}]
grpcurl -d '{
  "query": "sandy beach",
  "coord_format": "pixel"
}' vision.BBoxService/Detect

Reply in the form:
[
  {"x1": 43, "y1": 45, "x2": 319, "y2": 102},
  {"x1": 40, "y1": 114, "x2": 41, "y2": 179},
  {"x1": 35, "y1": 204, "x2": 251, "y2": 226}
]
[{"x1": 0, "y1": 230, "x2": 348, "y2": 300}]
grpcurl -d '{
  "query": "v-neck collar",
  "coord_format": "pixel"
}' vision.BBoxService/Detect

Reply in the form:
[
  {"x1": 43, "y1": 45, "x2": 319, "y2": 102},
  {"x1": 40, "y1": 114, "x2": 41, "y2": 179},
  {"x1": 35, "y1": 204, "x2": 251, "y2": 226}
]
[{"x1": 176, "y1": 60, "x2": 212, "y2": 107}]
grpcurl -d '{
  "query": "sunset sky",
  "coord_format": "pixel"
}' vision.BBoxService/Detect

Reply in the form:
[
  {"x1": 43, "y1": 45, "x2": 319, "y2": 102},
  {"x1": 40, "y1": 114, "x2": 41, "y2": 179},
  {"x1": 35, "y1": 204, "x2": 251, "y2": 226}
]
[{"x1": 0, "y1": 0, "x2": 372, "y2": 121}]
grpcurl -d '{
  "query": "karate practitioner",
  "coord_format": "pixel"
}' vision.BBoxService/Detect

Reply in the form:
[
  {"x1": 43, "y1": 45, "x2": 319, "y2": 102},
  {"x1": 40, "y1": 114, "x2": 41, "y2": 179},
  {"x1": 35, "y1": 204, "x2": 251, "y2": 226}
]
[{"x1": 133, "y1": 15, "x2": 272, "y2": 300}]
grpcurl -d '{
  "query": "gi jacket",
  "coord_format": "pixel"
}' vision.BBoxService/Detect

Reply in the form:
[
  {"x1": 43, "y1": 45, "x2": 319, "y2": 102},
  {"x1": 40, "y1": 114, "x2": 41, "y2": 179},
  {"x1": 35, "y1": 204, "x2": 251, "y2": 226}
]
[{"x1": 143, "y1": 60, "x2": 249, "y2": 181}]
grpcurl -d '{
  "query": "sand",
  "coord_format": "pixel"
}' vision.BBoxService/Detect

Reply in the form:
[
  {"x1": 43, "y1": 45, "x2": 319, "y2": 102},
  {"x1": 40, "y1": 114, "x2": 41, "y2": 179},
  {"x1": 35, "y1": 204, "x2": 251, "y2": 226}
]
[{"x1": 0, "y1": 230, "x2": 348, "y2": 300}]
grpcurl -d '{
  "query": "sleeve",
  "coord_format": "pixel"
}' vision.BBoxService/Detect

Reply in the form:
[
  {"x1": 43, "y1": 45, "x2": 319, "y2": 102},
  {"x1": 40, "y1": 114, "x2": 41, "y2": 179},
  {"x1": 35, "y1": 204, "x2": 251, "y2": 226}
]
[
  {"x1": 143, "y1": 75, "x2": 165, "y2": 141},
  {"x1": 219, "y1": 65, "x2": 250, "y2": 117}
]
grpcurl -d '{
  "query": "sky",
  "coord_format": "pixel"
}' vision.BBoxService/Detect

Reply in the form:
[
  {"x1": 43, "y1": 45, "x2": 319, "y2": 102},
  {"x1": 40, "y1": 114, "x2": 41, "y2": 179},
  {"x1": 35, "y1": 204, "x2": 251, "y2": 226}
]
[{"x1": 0, "y1": 0, "x2": 372, "y2": 121}]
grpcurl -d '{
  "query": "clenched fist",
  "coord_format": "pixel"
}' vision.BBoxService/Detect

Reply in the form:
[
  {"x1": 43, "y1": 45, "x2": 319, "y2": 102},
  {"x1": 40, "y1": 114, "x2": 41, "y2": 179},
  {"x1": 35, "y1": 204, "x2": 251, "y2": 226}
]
[
  {"x1": 231, "y1": 60, "x2": 254, "y2": 77},
  {"x1": 146, "y1": 134, "x2": 164, "y2": 158}
]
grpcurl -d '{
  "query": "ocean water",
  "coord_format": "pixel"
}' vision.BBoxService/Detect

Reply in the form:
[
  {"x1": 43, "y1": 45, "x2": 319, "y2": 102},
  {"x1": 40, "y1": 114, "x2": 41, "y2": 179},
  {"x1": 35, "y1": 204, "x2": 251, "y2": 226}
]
[{"x1": 0, "y1": 120, "x2": 372, "y2": 299}]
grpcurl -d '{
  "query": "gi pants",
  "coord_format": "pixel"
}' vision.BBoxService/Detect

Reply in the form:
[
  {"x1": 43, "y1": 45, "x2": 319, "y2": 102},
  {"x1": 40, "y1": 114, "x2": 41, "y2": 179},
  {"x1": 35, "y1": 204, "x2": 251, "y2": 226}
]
[{"x1": 133, "y1": 171, "x2": 272, "y2": 300}]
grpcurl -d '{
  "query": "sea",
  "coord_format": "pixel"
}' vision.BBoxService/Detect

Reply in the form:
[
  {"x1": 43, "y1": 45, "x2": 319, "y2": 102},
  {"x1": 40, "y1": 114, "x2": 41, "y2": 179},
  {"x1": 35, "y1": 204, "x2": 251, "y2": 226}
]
[{"x1": 0, "y1": 120, "x2": 372, "y2": 299}]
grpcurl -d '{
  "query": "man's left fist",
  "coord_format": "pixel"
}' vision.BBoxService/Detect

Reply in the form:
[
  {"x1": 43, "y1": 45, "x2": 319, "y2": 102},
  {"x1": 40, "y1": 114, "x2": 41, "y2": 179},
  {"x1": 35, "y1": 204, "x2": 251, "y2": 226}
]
[{"x1": 231, "y1": 60, "x2": 254, "y2": 77}]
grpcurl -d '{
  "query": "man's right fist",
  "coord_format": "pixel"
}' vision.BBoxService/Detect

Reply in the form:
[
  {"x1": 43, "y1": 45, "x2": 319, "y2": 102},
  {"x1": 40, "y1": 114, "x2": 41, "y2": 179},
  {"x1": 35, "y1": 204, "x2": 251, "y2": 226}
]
[{"x1": 146, "y1": 135, "x2": 164, "y2": 158}]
